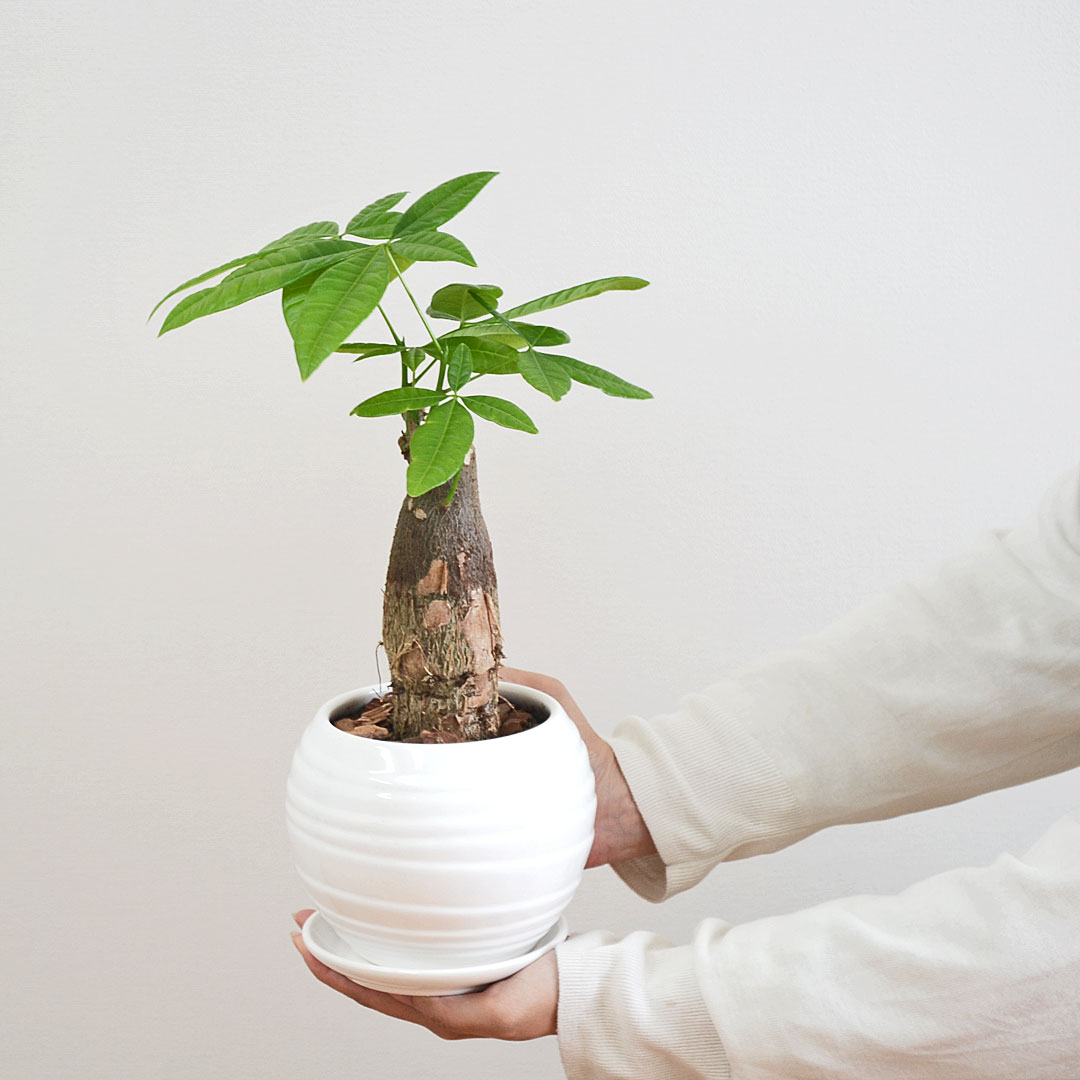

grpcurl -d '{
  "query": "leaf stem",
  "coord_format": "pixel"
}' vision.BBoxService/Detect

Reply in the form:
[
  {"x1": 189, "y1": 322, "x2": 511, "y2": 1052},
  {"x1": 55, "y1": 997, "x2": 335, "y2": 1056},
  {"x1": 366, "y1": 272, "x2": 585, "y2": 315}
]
[
  {"x1": 385, "y1": 247, "x2": 447, "y2": 366},
  {"x1": 377, "y1": 303, "x2": 409, "y2": 387},
  {"x1": 411, "y1": 355, "x2": 440, "y2": 385},
  {"x1": 443, "y1": 466, "x2": 463, "y2": 506}
]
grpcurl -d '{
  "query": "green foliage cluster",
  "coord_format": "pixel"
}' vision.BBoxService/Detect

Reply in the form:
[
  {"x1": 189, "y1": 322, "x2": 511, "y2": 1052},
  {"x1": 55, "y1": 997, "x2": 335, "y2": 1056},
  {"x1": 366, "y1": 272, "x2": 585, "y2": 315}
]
[{"x1": 152, "y1": 171, "x2": 651, "y2": 498}]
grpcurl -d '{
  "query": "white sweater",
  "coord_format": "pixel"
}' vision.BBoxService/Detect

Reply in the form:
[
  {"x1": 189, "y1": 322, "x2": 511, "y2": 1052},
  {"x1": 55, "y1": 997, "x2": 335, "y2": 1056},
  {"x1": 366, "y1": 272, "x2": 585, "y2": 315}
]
[{"x1": 554, "y1": 463, "x2": 1080, "y2": 1079}]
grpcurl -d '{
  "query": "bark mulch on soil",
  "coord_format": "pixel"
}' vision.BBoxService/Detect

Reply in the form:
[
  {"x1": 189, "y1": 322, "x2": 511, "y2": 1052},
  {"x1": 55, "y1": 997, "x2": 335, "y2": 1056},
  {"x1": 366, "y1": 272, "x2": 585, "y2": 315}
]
[{"x1": 333, "y1": 690, "x2": 541, "y2": 742}]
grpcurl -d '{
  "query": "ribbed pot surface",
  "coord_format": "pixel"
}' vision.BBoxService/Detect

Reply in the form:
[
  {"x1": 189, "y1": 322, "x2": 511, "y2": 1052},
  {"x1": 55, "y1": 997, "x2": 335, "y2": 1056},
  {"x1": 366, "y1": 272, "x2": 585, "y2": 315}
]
[{"x1": 285, "y1": 682, "x2": 596, "y2": 969}]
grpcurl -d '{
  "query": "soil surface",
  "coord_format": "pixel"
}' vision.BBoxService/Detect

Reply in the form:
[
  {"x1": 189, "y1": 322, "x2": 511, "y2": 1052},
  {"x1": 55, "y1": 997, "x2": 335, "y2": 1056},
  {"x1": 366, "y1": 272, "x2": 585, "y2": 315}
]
[{"x1": 332, "y1": 690, "x2": 542, "y2": 742}]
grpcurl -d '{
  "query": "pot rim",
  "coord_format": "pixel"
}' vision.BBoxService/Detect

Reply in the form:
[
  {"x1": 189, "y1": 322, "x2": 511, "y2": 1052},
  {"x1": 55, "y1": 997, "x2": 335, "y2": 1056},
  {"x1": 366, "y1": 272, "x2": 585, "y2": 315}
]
[{"x1": 315, "y1": 680, "x2": 564, "y2": 748}]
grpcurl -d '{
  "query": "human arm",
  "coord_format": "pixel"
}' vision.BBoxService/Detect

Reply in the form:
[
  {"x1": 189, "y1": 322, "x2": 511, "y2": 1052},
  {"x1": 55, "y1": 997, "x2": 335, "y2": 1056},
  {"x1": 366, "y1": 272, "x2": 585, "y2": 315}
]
[
  {"x1": 287, "y1": 809, "x2": 1080, "y2": 1076},
  {"x1": 289, "y1": 463, "x2": 1080, "y2": 1072},
  {"x1": 552, "y1": 461, "x2": 1080, "y2": 1078},
  {"x1": 605, "y1": 462, "x2": 1080, "y2": 902},
  {"x1": 555, "y1": 806, "x2": 1080, "y2": 1079}
]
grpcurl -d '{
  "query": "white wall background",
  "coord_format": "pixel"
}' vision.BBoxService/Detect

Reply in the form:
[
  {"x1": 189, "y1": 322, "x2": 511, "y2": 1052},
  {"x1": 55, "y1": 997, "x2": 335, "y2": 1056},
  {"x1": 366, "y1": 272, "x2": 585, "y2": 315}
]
[{"x1": 3, "y1": 1, "x2": 1078, "y2": 1076}]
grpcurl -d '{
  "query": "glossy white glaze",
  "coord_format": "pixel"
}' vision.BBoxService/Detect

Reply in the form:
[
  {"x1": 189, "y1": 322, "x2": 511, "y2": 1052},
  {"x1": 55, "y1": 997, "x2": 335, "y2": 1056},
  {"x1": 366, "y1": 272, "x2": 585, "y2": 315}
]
[
  {"x1": 286, "y1": 682, "x2": 596, "y2": 969},
  {"x1": 302, "y1": 911, "x2": 570, "y2": 996}
]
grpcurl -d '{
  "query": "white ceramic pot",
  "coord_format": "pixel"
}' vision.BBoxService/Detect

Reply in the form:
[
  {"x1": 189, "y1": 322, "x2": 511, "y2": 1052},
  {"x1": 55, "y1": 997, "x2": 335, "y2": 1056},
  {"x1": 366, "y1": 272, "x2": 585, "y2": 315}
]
[{"x1": 285, "y1": 681, "x2": 596, "y2": 970}]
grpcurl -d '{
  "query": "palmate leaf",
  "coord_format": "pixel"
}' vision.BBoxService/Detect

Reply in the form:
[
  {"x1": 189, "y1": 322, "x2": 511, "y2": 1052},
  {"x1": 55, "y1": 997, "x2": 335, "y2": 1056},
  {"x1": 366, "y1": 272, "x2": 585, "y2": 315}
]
[
  {"x1": 461, "y1": 395, "x2": 538, "y2": 433},
  {"x1": 150, "y1": 224, "x2": 349, "y2": 320},
  {"x1": 345, "y1": 191, "x2": 407, "y2": 231},
  {"x1": 346, "y1": 193, "x2": 409, "y2": 239},
  {"x1": 334, "y1": 342, "x2": 401, "y2": 357},
  {"x1": 418, "y1": 336, "x2": 519, "y2": 374},
  {"x1": 536, "y1": 353, "x2": 651, "y2": 399},
  {"x1": 427, "y1": 283, "x2": 504, "y2": 322},
  {"x1": 439, "y1": 322, "x2": 524, "y2": 348},
  {"x1": 517, "y1": 349, "x2": 571, "y2": 401},
  {"x1": 512, "y1": 324, "x2": 569, "y2": 347},
  {"x1": 149, "y1": 253, "x2": 259, "y2": 320},
  {"x1": 390, "y1": 230, "x2": 476, "y2": 266},
  {"x1": 450, "y1": 337, "x2": 518, "y2": 375},
  {"x1": 385, "y1": 251, "x2": 414, "y2": 275},
  {"x1": 447, "y1": 341, "x2": 472, "y2": 391},
  {"x1": 281, "y1": 271, "x2": 319, "y2": 340},
  {"x1": 290, "y1": 245, "x2": 392, "y2": 380},
  {"x1": 159, "y1": 239, "x2": 363, "y2": 335},
  {"x1": 345, "y1": 213, "x2": 401, "y2": 239},
  {"x1": 464, "y1": 287, "x2": 572, "y2": 401},
  {"x1": 501, "y1": 276, "x2": 649, "y2": 319},
  {"x1": 457, "y1": 287, "x2": 571, "y2": 347},
  {"x1": 393, "y1": 171, "x2": 497, "y2": 239},
  {"x1": 406, "y1": 400, "x2": 475, "y2": 497},
  {"x1": 260, "y1": 221, "x2": 340, "y2": 250},
  {"x1": 441, "y1": 321, "x2": 569, "y2": 349},
  {"x1": 352, "y1": 387, "x2": 446, "y2": 417}
]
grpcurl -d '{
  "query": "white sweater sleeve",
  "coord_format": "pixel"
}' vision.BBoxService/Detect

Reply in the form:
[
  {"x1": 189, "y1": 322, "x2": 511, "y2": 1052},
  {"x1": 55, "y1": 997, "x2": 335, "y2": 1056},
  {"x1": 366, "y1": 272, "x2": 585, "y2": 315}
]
[
  {"x1": 556, "y1": 808, "x2": 1080, "y2": 1079},
  {"x1": 554, "y1": 462, "x2": 1080, "y2": 1079},
  {"x1": 607, "y1": 462, "x2": 1080, "y2": 903}
]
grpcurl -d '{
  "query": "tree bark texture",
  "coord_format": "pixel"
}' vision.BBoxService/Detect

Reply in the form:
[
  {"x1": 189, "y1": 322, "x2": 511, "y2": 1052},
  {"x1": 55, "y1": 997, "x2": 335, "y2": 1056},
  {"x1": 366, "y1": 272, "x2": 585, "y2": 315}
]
[{"x1": 383, "y1": 448, "x2": 503, "y2": 741}]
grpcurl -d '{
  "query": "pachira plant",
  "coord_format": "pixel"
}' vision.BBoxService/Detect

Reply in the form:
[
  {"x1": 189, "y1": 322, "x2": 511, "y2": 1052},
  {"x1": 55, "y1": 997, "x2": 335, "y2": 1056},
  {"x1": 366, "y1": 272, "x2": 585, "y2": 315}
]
[{"x1": 152, "y1": 170, "x2": 650, "y2": 742}]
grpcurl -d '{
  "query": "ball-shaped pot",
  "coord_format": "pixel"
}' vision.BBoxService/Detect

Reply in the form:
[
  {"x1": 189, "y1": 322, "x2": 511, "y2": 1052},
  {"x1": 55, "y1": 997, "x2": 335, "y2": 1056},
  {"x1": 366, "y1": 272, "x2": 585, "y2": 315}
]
[{"x1": 285, "y1": 681, "x2": 596, "y2": 970}]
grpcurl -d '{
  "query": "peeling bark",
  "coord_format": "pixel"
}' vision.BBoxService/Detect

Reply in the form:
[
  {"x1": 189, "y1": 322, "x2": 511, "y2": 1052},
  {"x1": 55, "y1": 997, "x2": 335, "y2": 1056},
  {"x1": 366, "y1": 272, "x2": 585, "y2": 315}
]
[{"x1": 382, "y1": 449, "x2": 503, "y2": 740}]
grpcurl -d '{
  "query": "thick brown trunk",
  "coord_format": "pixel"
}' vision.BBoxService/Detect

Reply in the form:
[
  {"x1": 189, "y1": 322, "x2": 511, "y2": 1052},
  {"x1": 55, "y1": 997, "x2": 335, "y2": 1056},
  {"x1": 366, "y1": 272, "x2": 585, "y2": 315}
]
[{"x1": 382, "y1": 448, "x2": 503, "y2": 741}]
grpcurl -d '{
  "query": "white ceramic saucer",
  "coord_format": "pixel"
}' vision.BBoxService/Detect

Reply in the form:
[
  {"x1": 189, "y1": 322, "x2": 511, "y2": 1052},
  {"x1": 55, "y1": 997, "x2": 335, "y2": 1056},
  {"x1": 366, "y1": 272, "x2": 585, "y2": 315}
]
[{"x1": 302, "y1": 914, "x2": 569, "y2": 996}]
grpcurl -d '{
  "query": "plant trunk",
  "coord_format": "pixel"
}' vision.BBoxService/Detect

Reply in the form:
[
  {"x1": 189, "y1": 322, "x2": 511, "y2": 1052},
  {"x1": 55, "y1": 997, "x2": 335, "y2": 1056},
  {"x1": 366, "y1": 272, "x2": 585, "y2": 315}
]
[{"x1": 383, "y1": 447, "x2": 503, "y2": 741}]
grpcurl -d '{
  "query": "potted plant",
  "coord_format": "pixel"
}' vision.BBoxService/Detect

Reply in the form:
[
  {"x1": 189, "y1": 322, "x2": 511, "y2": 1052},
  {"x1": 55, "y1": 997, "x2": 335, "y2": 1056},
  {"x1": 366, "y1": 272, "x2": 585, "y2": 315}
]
[{"x1": 152, "y1": 171, "x2": 650, "y2": 993}]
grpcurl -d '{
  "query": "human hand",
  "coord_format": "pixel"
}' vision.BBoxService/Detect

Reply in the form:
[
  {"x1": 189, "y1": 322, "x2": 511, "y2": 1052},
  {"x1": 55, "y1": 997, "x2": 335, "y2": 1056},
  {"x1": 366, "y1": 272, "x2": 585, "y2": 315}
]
[
  {"x1": 500, "y1": 666, "x2": 657, "y2": 868},
  {"x1": 290, "y1": 910, "x2": 557, "y2": 1040}
]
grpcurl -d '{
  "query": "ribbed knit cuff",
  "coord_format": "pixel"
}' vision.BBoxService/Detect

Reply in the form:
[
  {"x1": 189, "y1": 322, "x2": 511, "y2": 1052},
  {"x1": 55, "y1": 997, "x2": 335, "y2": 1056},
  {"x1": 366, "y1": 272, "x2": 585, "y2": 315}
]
[
  {"x1": 556, "y1": 929, "x2": 731, "y2": 1080},
  {"x1": 607, "y1": 687, "x2": 805, "y2": 903}
]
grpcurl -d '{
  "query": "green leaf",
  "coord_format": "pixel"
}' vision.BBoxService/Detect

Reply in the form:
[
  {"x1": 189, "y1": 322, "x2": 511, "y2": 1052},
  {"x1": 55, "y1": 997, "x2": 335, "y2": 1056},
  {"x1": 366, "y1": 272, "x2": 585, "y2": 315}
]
[
  {"x1": 385, "y1": 251, "x2": 414, "y2": 275},
  {"x1": 447, "y1": 341, "x2": 472, "y2": 391},
  {"x1": 439, "y1": 322, "x2": 527, "y2": 348},
  {"x1": 344, "y1": 212, "x2": 401, "y2": 239},
  {"x1": 159, "y1": 239, "x2": 363, "y2": 335},
  {"x1": 514, "y1": 323, "x2": 569, "y2": 347},
  {"x1": 406, "y1": 400, "x2": 475, "y2": 497},
  {"x1": 352, "y1": 387, "x2": 447, "y2": 417},
  {"x1": 390, "y1": 230, "x2": 476, "y2": 266},
  {"x1": 456, "y1": 291, "x2": 570, "y2": 346},
  {"x1": 290, "y1": 246, "x2": 392, "y2": 380},
  {"x1": 346, "y1": 191, "x2": 407, "y2": 229},
  {"x1": 335, "y1": 342, "x2": 401, "y2": 357},
  {"x1": 393, "y1": 171, "x2": 498, "y2": 238},
  {"x1": 149, "y1": 253, "x2": 259, "y2": 320},
  {"x1": 427, "y1": 283, "x2": 504, "y2": 321},
  {"x1": 281, "y1": 271, "x2": 320, "y2": 341},
  {"x1": 260, "y1": 221, "x2": 340, "y2": 250},
  {"x1": 536, "y1": 353, "x2": 652, "y2": 399},
  {"x1": 447, "y1": 336, "x2": 518, "y2": 375},
  {"x1": 501, "y1": 276, "x2": 649, "y2": 319},
  {"x1": 461, "y1": 395, "x2": 538, "y2": 433},
  {"x1": 402, "y1": 346, "x2": 425, "y2": 372},
  {"x1": 150, "y1": 226, "x2": 356, "y2": 321},
  {"x1": 441, "y1": 321, "x2": 569, "y2": 349},
  {"x1": 517, "y1": 350, "x2": 571, "y2": 401}
]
